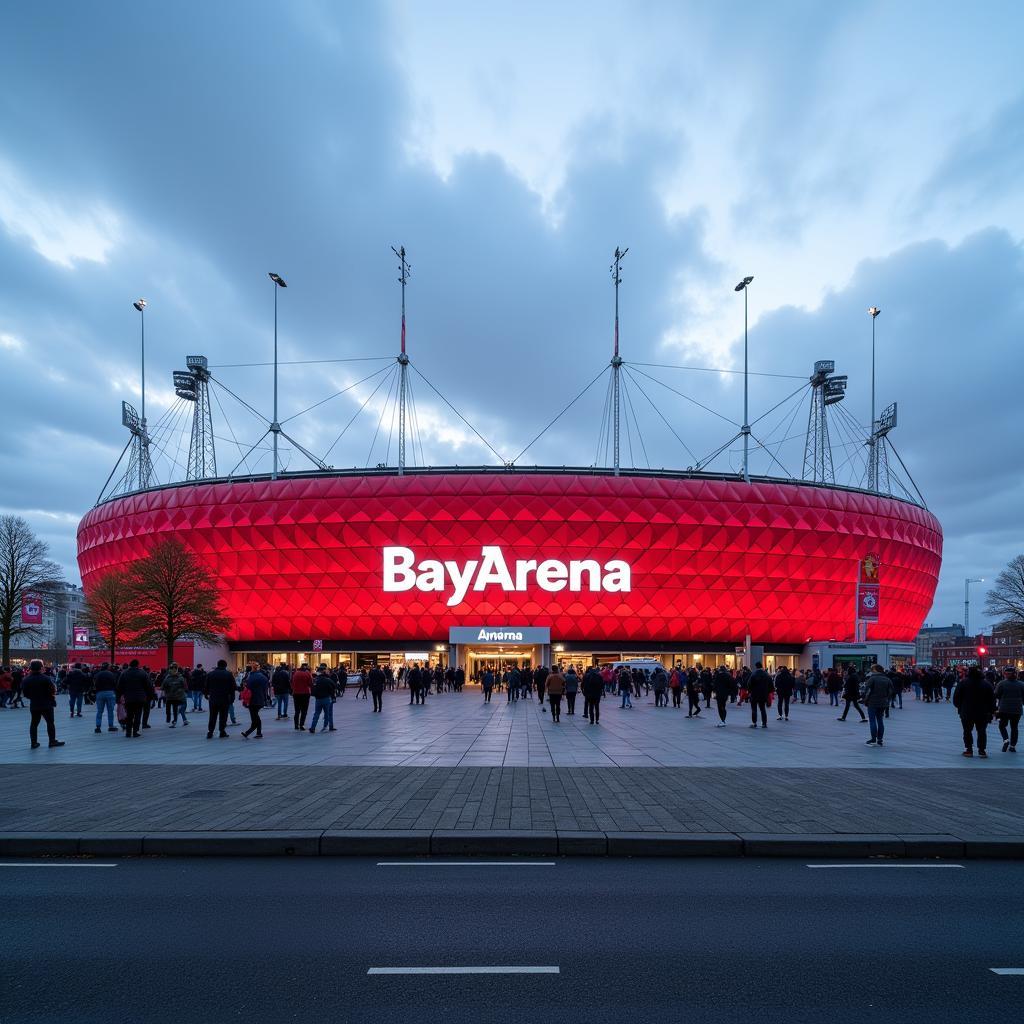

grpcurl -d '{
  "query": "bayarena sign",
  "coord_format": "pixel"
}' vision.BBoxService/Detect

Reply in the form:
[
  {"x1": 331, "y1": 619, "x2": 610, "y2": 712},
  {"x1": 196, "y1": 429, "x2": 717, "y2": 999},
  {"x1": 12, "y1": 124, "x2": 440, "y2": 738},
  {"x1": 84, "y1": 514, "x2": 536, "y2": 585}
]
[{"x1": 76, "y1": 468, "x2": 943, "y2": 646}]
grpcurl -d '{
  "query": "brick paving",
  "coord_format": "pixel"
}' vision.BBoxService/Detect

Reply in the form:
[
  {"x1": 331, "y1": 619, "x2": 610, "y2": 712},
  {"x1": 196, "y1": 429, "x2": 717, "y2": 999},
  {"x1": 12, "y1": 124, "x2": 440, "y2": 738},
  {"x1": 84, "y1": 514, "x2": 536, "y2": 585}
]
[{"x1": 2, "y1": 764, "x2": 1022, "y2": 836}]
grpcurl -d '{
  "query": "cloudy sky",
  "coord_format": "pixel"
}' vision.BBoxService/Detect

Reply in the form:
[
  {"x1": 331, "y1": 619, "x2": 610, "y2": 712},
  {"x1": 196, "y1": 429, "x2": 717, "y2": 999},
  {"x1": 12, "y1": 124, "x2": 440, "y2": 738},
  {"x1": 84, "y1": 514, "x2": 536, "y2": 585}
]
[{"x1": 1, "y1": 1, "x2": 1021, "y2": 628}]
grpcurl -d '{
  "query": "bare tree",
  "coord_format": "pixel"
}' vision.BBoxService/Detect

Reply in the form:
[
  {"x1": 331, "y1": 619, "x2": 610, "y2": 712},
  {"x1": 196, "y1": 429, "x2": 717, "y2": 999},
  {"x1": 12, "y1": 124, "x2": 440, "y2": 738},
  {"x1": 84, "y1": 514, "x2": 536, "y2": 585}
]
[
  {"x1": 985, "y1": 554, "x2": 1024, "y2": 637},
  {"x1": 81, "y1": 568, "x2": 144, "y2": 663},
  {"x1": 0, "y1": 515, "x2": 64, "y2": 665},
  {"x1": 129, "y1": 538, "x2": 230, "y2": 663}
]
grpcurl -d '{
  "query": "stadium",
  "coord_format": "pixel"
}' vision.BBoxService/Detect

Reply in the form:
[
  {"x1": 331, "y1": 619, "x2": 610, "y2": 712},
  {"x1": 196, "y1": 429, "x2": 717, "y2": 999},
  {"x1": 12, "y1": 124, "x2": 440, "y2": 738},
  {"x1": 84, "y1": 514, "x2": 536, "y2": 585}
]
[{"x1": 75, "y1": 264, "x2": 943, "y2": 675}]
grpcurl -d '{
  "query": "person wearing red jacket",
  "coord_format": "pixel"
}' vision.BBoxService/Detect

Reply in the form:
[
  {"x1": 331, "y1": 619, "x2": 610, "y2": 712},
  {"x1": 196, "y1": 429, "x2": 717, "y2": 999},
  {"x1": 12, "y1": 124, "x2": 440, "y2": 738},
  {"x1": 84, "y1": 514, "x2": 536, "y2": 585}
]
[{"x1": 291, "y1": 663, "x2": 313, "y2": 731}]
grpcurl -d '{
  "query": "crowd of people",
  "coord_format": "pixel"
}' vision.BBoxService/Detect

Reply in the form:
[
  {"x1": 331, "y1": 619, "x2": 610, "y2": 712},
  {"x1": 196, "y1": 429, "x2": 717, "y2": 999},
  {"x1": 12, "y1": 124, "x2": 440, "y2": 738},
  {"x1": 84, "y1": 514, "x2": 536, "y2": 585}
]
[{"x1": 1, "y1": 657, "x2": 1020, "y2": 758}]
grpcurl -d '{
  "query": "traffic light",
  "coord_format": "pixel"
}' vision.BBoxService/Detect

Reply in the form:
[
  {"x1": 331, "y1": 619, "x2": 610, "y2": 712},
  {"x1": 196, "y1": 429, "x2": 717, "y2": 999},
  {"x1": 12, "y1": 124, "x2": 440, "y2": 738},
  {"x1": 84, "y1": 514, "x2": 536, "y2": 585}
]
[{"x1": 977, "y1": 645, "x2": 988, "y2": 659}]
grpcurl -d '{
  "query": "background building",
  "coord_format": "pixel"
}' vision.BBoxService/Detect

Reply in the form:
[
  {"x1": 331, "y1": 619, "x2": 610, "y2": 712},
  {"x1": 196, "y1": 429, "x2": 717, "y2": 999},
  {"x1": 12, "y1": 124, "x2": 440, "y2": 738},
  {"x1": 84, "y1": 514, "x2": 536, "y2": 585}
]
[
  {"x1": 11, "y1": 582, "x2": 88, "y2": 662},
  {"x1": 915, "y1": 623, "x2": 966, "y2": 667},
  {"x1": 932, "y1": 631, "x2": 1024, "y2": 671}
]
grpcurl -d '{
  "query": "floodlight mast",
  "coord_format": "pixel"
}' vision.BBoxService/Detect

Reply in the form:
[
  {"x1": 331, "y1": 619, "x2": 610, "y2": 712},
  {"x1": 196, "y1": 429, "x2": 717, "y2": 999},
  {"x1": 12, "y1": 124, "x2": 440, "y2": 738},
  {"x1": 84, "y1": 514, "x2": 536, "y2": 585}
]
[
  {"x1": 734, "y1": 276, "x2": 754, "y2": 483},
  {"x1": 610, "y1": 247, "x2": 628, "y2": 476},
  {"x1": 392, "y1": 245, "x2": 411, "y2": 476},
  {"x1": 268, "y1": 273, "x2": 287, "y2": 479}
]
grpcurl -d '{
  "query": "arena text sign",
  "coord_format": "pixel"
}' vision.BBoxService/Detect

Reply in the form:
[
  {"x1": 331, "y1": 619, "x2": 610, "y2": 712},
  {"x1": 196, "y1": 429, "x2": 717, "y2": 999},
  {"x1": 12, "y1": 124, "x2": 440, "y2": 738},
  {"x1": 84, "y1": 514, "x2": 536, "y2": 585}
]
[{"x1": 383, "y1": 546, "x2": 632, "y2": 608}]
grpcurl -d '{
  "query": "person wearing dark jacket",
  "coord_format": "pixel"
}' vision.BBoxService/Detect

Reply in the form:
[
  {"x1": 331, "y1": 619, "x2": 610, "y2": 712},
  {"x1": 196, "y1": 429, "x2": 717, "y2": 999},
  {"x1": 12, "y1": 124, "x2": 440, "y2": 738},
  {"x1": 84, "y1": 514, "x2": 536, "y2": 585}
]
[
  {"x1": 582, "y1": 667, "x2": 603, "y2": 724},
  {"x1": 242, "y1": 664, "x2": 269, "y2": 738},
  {"x1": 271, "y1": 664, "x2": 292, "y2": 720},
  {"x1": 116, "y1": 660, "x2": 156, "y2": 738},
  {"x1": 838, "y1": 669, "x2": 867, "y2": 723},
  {"x1": 162, "y1": 664, "x2": 189, "y2": 727},
  {"x1": 564, "y1": 667, "x2": 580, "y2": 714},
  {"x1": 712, "y1": 666, "x2": 734, "y2": 726},
  {"x1": 995, "y1": 667, "x2": 1023, "y2": 753},
  {"x1": 310, "y1": 666, "x2": 336, "y2": 732},
  {"x1": 65, "y1": 664, "x2": 88, "y2": 718},
  {"x1": 205, "y1": 660, "x2": 237, "y2": 738},
  {"x1": 481, "y1": 669, "x2": 494, "y2": 702},
  {"x1": 22, "y1": 660, "x2": 64, "y2": 749},
  {"x1": 747, "y1": 663, "x2": 773, "y2": 728},
  {"x1": 861, "y1": 666, "x2": 893, "y2": 746},
  {"x1": 953, "y1": 666, "x2": 996, "y2": 757},
  {"x1": 93, "y1": 663, "x2": 119, "y2": 733},
  {"x1": 774, "y1": 667, "x2": 795, "y2": 722},
  {"x1": 368, "y1": 665, "x2": 385, "y2": 713}
]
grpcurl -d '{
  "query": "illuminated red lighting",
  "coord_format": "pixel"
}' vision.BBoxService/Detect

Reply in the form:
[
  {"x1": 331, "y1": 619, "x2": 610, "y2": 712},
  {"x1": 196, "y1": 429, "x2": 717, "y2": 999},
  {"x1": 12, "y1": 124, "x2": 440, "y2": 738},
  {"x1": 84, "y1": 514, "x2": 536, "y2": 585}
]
[{"x1": 77, "y1": 474, "x2": 942, "y2": 644}]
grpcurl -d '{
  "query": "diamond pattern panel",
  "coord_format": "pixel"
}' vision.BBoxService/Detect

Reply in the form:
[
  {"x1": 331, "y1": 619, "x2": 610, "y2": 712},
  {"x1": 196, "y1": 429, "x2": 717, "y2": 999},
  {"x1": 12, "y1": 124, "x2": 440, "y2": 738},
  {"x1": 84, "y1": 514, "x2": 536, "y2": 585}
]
[{"x1": 76, "y1": 474, "x2": 943, "y2": 644}]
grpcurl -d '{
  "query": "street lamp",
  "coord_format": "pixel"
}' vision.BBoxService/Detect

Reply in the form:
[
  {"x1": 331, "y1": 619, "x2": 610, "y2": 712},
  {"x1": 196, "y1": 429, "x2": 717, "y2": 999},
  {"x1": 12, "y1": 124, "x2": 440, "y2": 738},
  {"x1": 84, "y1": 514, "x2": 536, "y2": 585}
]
[
  {"x1": 735, "y1": 276, "x2": 754, "y2": 483},
  {"x1": 965, "y1": 577, "x2": 984, "y2": 637},
  {"x1": 867, "y1": 307, "x2": 881, "y2": 487},
  {"x1": 268, "y1": 273, "x2": 287, "y2": 479},
  {"x1": 133, "y1": 299, "x2": 147, "y2": 425}
]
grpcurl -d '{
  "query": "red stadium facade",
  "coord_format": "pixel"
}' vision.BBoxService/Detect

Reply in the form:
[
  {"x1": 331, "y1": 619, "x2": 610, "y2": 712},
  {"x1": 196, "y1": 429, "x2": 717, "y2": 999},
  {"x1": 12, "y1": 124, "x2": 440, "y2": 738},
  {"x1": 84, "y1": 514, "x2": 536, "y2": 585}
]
[{"x1": 77, "y1": 469, "x2": 942, "y2": 672}]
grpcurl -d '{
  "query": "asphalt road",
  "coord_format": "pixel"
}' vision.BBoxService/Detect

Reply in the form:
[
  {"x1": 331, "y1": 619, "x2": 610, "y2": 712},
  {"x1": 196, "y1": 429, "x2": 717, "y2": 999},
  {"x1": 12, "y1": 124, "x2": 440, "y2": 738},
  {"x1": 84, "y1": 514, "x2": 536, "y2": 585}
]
[{"x1": 4, "y1": 858, "x2": 1022, "y2": 1023}]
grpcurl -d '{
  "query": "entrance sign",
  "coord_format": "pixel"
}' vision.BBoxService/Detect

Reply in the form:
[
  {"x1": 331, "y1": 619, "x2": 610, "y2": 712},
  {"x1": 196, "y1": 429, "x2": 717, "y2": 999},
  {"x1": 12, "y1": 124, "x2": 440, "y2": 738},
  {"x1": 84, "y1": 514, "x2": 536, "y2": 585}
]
[
  {"x1": 449, "y1": 626, "x2": 551, "y2": 645},
  {"x1": 384, "y1": 546, "x2": 631, "y2": 608}
]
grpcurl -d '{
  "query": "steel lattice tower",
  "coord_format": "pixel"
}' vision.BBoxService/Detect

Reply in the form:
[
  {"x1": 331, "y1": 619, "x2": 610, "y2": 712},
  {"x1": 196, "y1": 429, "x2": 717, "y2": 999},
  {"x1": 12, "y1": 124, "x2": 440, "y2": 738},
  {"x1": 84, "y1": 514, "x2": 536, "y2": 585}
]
[
  {"x1": 802, "y1": 360, "x2": 847, "y2": 485},
  {"x1": 173, "y1": 356, "x2": 217, "y2": 479}
]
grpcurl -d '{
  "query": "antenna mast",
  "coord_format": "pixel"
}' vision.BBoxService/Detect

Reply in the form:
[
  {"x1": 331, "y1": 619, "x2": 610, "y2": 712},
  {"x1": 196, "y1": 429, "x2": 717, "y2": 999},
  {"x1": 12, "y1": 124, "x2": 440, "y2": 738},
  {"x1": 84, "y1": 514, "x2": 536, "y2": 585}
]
[
  {"x1": 392, "y1": 245, "x2": 411, "y2": 475},
  {"x1": 610, "y1": 246, "x2": 628, "y2": 476}
]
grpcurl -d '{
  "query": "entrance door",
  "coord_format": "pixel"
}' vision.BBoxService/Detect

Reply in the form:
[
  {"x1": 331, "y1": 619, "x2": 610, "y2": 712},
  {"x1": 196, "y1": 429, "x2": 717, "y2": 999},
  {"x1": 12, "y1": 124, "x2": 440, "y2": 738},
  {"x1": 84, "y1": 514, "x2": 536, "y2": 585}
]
[{"x1": 465, "y1": 644, "x2": 540, "y2": 684}]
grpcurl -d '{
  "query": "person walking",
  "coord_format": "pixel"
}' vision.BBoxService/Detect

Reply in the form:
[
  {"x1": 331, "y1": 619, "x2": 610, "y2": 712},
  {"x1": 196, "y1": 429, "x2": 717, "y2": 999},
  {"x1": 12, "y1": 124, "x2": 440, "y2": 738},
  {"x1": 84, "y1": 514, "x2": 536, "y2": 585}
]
[
  {"x1": 309, "y1": 665, "x2": 336, "y2": 732},
  {"x1": 838, "y1": 668, "x2": 867, "y2": 723},
  {"x1": 669, "y1": 666, "x2": 683, "y2": 708},
  {"x1": 545, "y1": 667, "x2": 565, "y2": 723},
  {"x1": 162, "y1": 664, "x2": 189, "y2": 727},
  {"x1": 618, "y1": 667, "x2": 633, "y2": 709},
  {"x1": 747, "y1": 662, "x2": 772, "y2": 728},
  {"x1": 685, "y1": 669, "x2": 702, "y2": 717},
  {"x1": 564, "y1": 666, "x2": 579, "y2": 715},
  {"x1": 241, "y1": 663, "x2": 268, "y2": 739},
  {"x1": 775, "y1": 667, "x2": 795, "y2": 721},
  {"x1": 187, "y1": 670, "x2": 205, "y2": 713},
  {"x1": 807, "y1": 667, "x2": 821, "y2": 704},
  {"x1": 482, "y1": 668, "x2": 494, "y2": 703},
  {"x1": 116, "y1": 659, "x2": 155, "y2": 738},
  {"x1": 862, "y1": 665, "x2": 893, "y2": 747},
  {"x1": 92, "y1": 662, "x2": 119, "y2": 733},
  {"x1": 712, "y1": 666, "x2": 733, "y2": 726},
  {"x1": 23, "y1": 660, "x2": 64, "y2": 749},
  {"x1": 582, "y1": 665, "x2": 603, "y2": 724},
  {"x1": 953, "y1": 666, "x2": 996, "y2": 758},
  {"x1": 368, "y1": 664, "x2": 385, "y2": 713},
  {"x1": 272, "y1": 663, "x2": 292, "y2": 720},
  {"x1": 65, "y1": 663, "x2": 88, "y2": 718},
  {"x1": 995, "y1": 667, "x2": 1022, "y2": 753},
  {"x1": 204, "y1": 659, "x2": 236, "y2": 738},
  {"x1": 290, "y1": 662, "x2": 312, "y2": 730},
  {"x1": 652, "y1": 667, "x2": 668, "y2": 707}
]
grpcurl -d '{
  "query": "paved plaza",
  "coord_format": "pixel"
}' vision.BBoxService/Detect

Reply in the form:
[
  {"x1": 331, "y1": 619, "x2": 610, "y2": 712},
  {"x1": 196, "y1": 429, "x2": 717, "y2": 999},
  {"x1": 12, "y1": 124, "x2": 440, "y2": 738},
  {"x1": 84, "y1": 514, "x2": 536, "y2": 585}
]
[{"x1": 0, "y1": 688, "x2": 1014, "y2": 769}]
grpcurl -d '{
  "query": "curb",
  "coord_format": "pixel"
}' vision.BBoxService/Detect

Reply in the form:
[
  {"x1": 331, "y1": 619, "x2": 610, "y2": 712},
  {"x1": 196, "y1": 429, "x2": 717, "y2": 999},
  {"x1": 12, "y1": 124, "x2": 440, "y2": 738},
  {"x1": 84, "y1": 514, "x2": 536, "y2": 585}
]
[{"x1": 1, "y1": 830, "x2": 1022, "y2": 859}]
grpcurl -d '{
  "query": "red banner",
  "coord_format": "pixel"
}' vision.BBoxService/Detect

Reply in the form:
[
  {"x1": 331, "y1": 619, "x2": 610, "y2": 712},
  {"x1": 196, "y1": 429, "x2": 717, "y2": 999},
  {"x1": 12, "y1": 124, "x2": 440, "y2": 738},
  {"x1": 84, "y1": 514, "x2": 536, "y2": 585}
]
[
  {"x1": 70, "y1": 643, "x2": 196, "y2": 670},
  {"x1": 73, "y1": 625, "x2": 90, "y2": 647},
  {"x1": 21, "y1": 592, "x2": 43, "y2": 626},
  {"x1": 858, "y1": 584, "x2": 880, "y2": 621}
]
